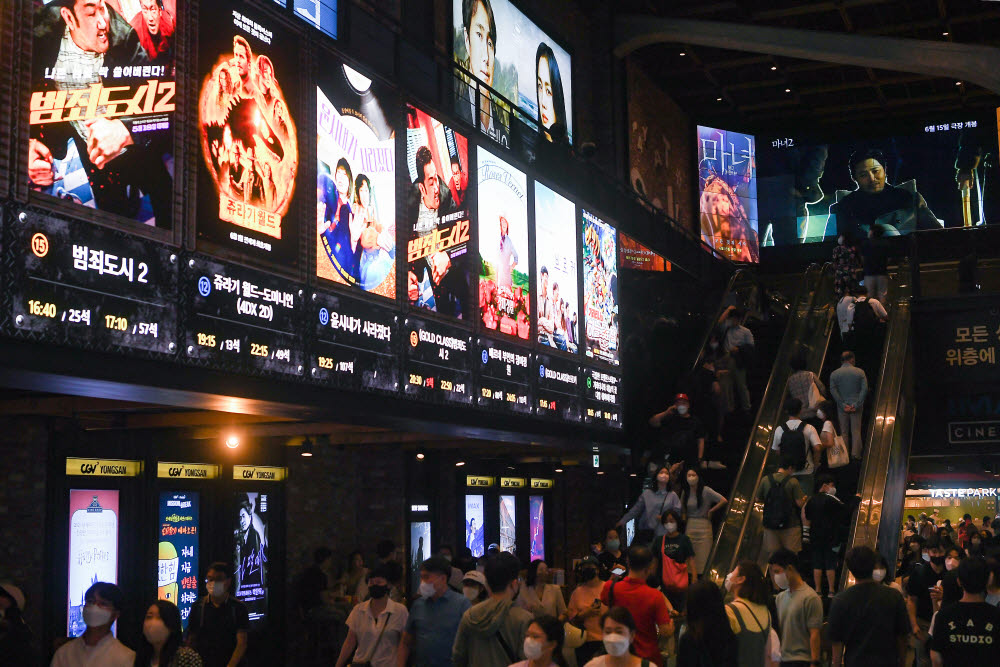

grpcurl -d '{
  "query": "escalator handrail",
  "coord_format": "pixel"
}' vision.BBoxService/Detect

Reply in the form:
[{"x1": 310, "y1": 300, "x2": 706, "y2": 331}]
[{"x1": 690, "y1": 267, "x2": 753, "y2": 374}]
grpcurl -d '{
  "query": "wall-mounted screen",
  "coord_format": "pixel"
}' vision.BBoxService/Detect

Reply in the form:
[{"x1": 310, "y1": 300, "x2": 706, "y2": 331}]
[
  {"x1": 499, "y1": 495, "x2": 517, "y2": 554},
  {"x1": 529, "y1": 496, "x2": 545, "y2": 562},
  {"x1": 465, "y1": 494, "x2": 485, "y2": 557},
  {"x1": 534, "y1": 183, "x2": 578, "y2": 353},
  {"x1": 294, "y1": 0, "x2": 338, "y2": 39},
  {"x1": 582, "y1": 210, "x2": 619, "y2": 366},
  {"x1": 478, "y1": 147, "x2": 530, "y2": 340},
  {"x1": 234, "y1": 491, "x2": 269, "y2": 626},
  {"x1": 159, "y1": 492, "x2": 199, "y2": 629},
  {"x1": 198, "y1": 0, "x2": 299, "y2": 264},
  {"x1": 452, "y1": 0, "x2": 573, "y2": 145},
  {"x1": 316, "y1": 63, "x2": 396, "y2": 298},
  {"x1": 405, "y1": 105, "x2": 472, "y2": 318},
  {"x1": 698, "y1": 126, "x2": 759, "y2": 263},
  {"x1": 620, "y1": 232, "x2": 668, "y2": 272},
  {"x1": 625, "y1": 518, "x2": 635, "y2": 549},
  {"x1": 28, "y1": 0, "x2": 176, "y2": 228},
  {"x1": 410, "y1": 521, "x2": 432, "y2": 593},
  {"x1": 68, "y1": 490, "x2": 119, "y2": 637}
]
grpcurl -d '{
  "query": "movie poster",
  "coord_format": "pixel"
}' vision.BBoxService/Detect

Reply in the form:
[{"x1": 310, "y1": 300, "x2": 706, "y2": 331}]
[
  {"x1": 28, "y1": 0, "x2": 176, "y2": 228},
  {"x1": 67, "y1": 490, "x2": 119, "y2": 637},
  {"x1": 405, "y1": 105, "x2": 472, "y2": 318},
  {"x1": 529, "y1": 496, "x2": 544, "y2": 562},
  {"x1": 698, "y1": 126, "x2": 759, "y2": 263},
  {"x1": 198, "y1": 1, "x2": 299, "y2": 264},
  {"x1": 534, "y1": 182, "x2": 578, "y2": 353},
  {"x1": 233, "y1": 491, "x2": 269, "y2": 625},
  {"x1": 465, "y1": 494, "x2": 485, "y2": 557},
  {"x1": 478, "y1": 147, "x2": 529, "y2": 339},
  {"x1": 409, "y1": 522, "x2": 431, "y2": 593},
  {"x1": 158, "y1": 492, "x2": 199, "y2": 629},
  {"x1": 452, "y1": 0, "x2": 573, "y2": 145},
  {"x1": 582, "y1": 210, "x2": 619, "y2": 365},
  {"x1": 619, "y1": 232, "x2": 668, "y2": 272},
  {"x1": 499, "y1": 495, "x2": 516, "y2": 554},
  {"x1": 625, "y1": 518, "x2": 635, "y2": 549},
  {"x1": 316, "y1": 64, "x2": 396, "y2": 298}
]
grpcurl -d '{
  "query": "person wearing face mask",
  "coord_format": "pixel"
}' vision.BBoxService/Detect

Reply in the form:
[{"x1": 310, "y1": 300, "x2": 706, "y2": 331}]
[
  {"x1": 723, "y1": 561, "x2": 776, "y2": 667},
  {"x1": 900, "y1": 536, "x2": 926, "y2": 578},
  {"x1": 452, "y1": 554, "x2": 532, "y2": 667},
  {"x1": 517, "y1": 560, "x2": 567, "y2": 621},
  {"x1": 679, "y1": 469, "x2": 727, "y2": 576},
  {"x1": 581, "y1": 606, "x2": 650, "y2": 667},
  {"x1": 804, "y1": 475, "x2": 847, "y2": 597},
  {"x1": 828, "y1": 546, "x2": 910, "y2": 667},
  {"x1": 184, "y1": 562, "x2": 248, "y2": 667},
  {"x1": 336, "y1": 566, "x2": 408, "y2": 667},
  {"x1": 598, "y1": 530, "x2": 627, "y2": 577},
  {"x1": 398, "y1": 557, "x2": 471, "y2": 667},
  {"x1": 134, "y1": 600, "x2": 203, "y2": 667},
  {"x1": 599, "y1": 546, "x2": 673, "y2": 666},
  {"x1": 929, "y1": 556, "x2": 1000, "y2": 666},
  {"x1": 508, "y1": 615, "x2": 567, "y2": 667},
  {"x1": 676, "y1": 581, "x2": 738, "y2": 667},
  {"x1": 0, "y1": 582, "x2": 35, "y2": 666},
  {"x1": 654, "y1": 510, "x2": 697, "y2": 618},
  {"x1": 616, "y1": 466, "x2": 681, "y2": 546},
  {"x1": 51, "y1": 582, "x2": 134, "y2": 667},
  {"x1": 768, "y1": 549, "x2": 823, "y2": 667},
  {"x1": 905, "y1": 539, "x2": 946, "y2": 667},
  {"x1": 647, "y1": 394, "x2": 708, "y2": 475},
  {"x1": 567, "y1": 557, "x2": 607, "y2": 665},
  {"x1": 935, "y1": 546, "x2": 967, "y2": 613},
  {"x1": 462, "y1": 570, "x2": 491, "y2": 604},
  {"x1": 983, "y1": 558, "x2": 1000, "y2": 607},
  {"x1": 436, "y1": 545, "x2": 467, "y2": 592}
]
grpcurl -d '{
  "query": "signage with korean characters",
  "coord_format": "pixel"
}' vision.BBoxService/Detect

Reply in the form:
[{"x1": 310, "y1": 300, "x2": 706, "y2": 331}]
[
  {"x1": 535, "y1": 352, "x2": 582, "y2": 423},
  {"x1": 500, "y1": 477, "x2": 526, "y2": 489},
  {"x1": 403, "y1": 316, "x2": 473, "y2": 405},
  {"x1": 185, "y1": 256, "x2": 304, "y2": 376},
  {"x1": 9, "y1": 210, "x2": 178, "y2": 353},
  {"x1": 466, "y1": 476, "x2": 495, "y2": 487},
  {"x1": 311, "y1": 290, "x2": 399, "y2": 392},
  {"x1": 476, "y1": 337, "x2": 532, "y2": 415},
  {"x1": 583, "y1": 367, "x2": 622, "y2": 429}
]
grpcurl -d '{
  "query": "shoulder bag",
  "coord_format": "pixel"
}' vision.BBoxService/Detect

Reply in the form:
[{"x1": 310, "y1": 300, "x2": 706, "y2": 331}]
[
  {"x1": 350, "y1": 612, "x2": 392, "y2": 667},
  {"x1": 659, "y1": 536, "x2": 690, "y2": 592},
  {"x1": 827, "y1": 433, "x2": 850, "y2": 468}
]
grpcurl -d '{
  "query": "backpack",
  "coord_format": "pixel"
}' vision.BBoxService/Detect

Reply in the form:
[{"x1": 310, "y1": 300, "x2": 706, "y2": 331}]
[
  {"x1": 762, "y1": 474, "x2": 796, "y2": 530},
  {"x1": 852, "y1": 297, "x2": 877, "y2": 334},
  {"x1": 779, "y1": 421, "x2": 808, "y2": 472}
]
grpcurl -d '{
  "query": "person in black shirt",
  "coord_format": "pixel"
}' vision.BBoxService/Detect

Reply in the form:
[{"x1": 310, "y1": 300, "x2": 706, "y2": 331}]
[
  {"x1": 906, "y1": 539, "x2": 946, "y2": 667},
  {"x1": 804, "y1": 475, "x2": 847, "y2": 597},
  {"x1": 930, "y1": 556, "x2": 1000, "y2": 666},
  {"x1": 648, "y1": 393, "x2": 707, "y2": 474},
  {"x1": 185, "y1": 561, "x2": 250, "y2": 667},
  {"x1": 937, "y1": 546, "x2": 967, "y2": 610}
]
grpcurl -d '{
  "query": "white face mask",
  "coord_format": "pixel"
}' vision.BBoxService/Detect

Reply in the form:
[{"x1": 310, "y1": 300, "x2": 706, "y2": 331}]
[
  {"x1": 724, "y1": 571, "x2": 736, "y2": 592},
  {"x1": 209, "y1": 582, "x2": 227, "y2": 598},
  {"x1": 773, "y1": 572, "x2": 789, "y2": 590},
  {"x1": 872, "y1": 569, "x2": 886, "y2": 582},
  {"x1": 986, "y1": 593, "x2": 1000, "y2": 607},
  {"x1": 603, "y1": 632, "x2": 631, "y2": 657},
  {"x1": 664, "y1": 522, "x2": 678, "y2": 534},
  {"x1": 945, "y1": 558, "x2": 959, "y2": 572},
  {"x1": 922, "y1": 553, "x2": 931, "y2": 562},
  {"x1": 418, "y1": 581, "x2": 437, "y2": 599},
  {"x1": 82, "y1": 604, "x2": 113, "y2": 628},
  {"x1": 143, "y1": 618, "x2": 171, "y2": 645},
  {"x1": 462, "y1": 586, "x2": 480, "y2": 602},
  {"x1": 677, "y1": 405, "x2": 689, "y2": 416},
  {"x1": 817, "y1": 409, "x2": 826, "y2": 420},
  {"x1": 687, "y1": 477, "x2": 698, "y2": 487},
  {"x1": 523, "y1": 637, "x2": 545, "y2": 661}
]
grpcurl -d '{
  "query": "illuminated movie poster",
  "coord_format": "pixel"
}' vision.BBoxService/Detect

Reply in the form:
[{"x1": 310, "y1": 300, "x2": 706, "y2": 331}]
[
  {"x1": 68, "y1": 490, "x2": 119, "y2": 637},
  {"x1": 478, "y1": 147, "x2": 529, "y2": 339},
  {"x1": 28, "y1": 0, "x2": 176, "y2": 228},
  {"x1": 316, "y1": 63, "x2": 396, "y2": 298},
  {"x1": 452, "y1": 0, "x2": 573, "y2": 146},
  {"x1": 198, "y1": 1, "x2": 299, "y2": 264},
  {"x1": 234, "y1": 492, "x2": 269, "y2": 625},
  {"x1": 405, "y1": 105, "x2": 472, "y2": 318},
  {"x1": 529, "y1": 496, "x2": 544, "y2": 562},
  {"x1": 625, "y1": 518, "x2": 635, "y2": 549},
  {"x1": 499, "y1": 495, "x2": 516, "y2": 554},
  {"x1": 619, "y1": 232, "x2": 667, "y2": 273},
  {"x1": 465, "y1": 494, "x2": 485, "y2": 557},
  {"x1": 534, "y1": 182, "x2": 578, "y2": 353},
  {"x1": 409, "y1": 522, "x2": 431, "y2": 593},
  {"x1": 158, "y1": 492, "x2": 199, "y2": 629},
  {"x1": 582, "y1": 210, "x2": 619, "y2": 366},
  {"x1": 698, "y1": 125, "x2": 759, "y2": 263}
]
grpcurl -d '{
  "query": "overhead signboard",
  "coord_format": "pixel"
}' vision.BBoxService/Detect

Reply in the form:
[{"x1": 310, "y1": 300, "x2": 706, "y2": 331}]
[
  {"x1": 476, "y1": 337, "x2": 532, "y2": 414},
  {"x1": 66, "y1": 458, "x2": 143, "y2": 477},
  {"x1": 535, "y1": 353, "x2": 582, "y2": 423},
  {"x1": 500, "y1": 477, "x2": 525, "y2": 488},
  {"x1": 311, "y1": 290, "x2": 399, "y2": 392},
  {"x1": 466, "y1": 475, "x2": 495, "y2": 487},
  {"x1": 157, "y1": 462, "x2": 221, "y2": 480},
  {"x1": 404, "y1": 316, "x2": 473, "y2": 405},
  {"x1": 233, "y1": 465, "x2": 288, "y2": 482},
  {"x1": 530, "y1": 478, "x2": 554, "y2": 489}
]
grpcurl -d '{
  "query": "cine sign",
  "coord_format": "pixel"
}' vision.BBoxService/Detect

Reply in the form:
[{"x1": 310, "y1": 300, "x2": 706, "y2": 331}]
[
  {"x1": 66, "y1": 458, "x2": 142, "y2": 477},
  {"x1": 157, "y1": 462, "x2": 220, "y2": 479},
  {"x1": 467, "y1": 476, "x2": 494, "y2": 487},
  {"x1": 233, "y1": 465, "x2": 288, "y2": 481}
]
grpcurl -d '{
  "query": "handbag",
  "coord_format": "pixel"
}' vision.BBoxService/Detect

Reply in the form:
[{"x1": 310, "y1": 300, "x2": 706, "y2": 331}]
[
  {"x1": 659, "y1": 537, "x2": 689, "y2": 592},
  {"x1": 807, "y1": 378, "x2": 824, "y2": 410},
  {"x1": 827, "y1": 434, "x2": 850, "y2": 468},
  {"x1": 350, "y1": 611, "x2": 392, "y2": 667}
]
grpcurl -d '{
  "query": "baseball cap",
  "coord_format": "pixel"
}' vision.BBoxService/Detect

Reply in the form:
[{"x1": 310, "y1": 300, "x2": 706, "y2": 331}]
[
  {"x1": 0, "y1": 583, "x2": 25, "y2": 611},
  {"x1": 462, "y1": 570, "x2": 489, "y2": 591},
  {"x1": 675, "y1": 393, "x2": 690, "y2": 403}
]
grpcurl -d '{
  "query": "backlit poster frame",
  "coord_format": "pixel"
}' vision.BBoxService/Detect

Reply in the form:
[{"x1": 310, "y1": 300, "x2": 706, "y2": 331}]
[
  {"x1": 465, "y1": 494, "x2": 485, "y2": 557},
  {"x1": 67, "y1": 489, "x2": 119, "y2": 637},
  {"x1": 499, "y1": 494, "x2": 516, "y2": 554},
  {"x1": 158, "y1": 491, "x2": 199, "y2": 629},
  {"x1": 534, "y1": 181, "x2": 578, "y2": 354},
  {"x1": 529, "y1": 495, "x2": 544, "y2": 562},
  {"x1": 234, "y1": 491, "x2": 269, "y2": 626},
  {"x1": 409, "y1": 521, "x2": 432, "y2": 593},
  {"x1": 581, "y1": 209, "x2": 620, "y2": 366}
]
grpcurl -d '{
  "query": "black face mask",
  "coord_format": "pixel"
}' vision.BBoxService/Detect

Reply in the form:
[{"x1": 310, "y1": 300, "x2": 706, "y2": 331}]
[
  {"x1": 931, "y1": 556, "x2": 946, "y2": 567},
  {"x1": 368, "y1": 585, "x2": 389, "y2": 599},
  {"x1": 580, "y1": 567, "x2": 598, "y2": 582}
]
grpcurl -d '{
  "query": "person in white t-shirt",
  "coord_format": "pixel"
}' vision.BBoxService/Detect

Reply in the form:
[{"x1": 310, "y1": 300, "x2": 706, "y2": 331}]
[
  {"x1": 51, "y1": 582, "x2": 134, "y2": 667},
  {"x1": 770, "y1": 398, "x2": 822, "y2": 495},
  {"x1": 335, "y1": 566, "x2": 408, "y2": 667}
]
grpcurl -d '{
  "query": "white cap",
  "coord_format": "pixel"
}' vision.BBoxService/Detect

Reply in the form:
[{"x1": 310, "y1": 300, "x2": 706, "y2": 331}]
[
  {"x1": 0, "y1": 583, "x2": 25, "y2": 611},
  {"x1": 462, "y1": 570, "x2": 490, "y2": 593}
]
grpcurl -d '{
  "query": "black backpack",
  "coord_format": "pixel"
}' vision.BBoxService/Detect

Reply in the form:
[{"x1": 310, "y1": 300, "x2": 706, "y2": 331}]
[
  {"x1": 852, "y1": 297, "x2": 877, "y2": 334},
  {"x1": 779, "y1": 421, "x2": 808, "y2": 472},
  {"x1": 762, "y1": 474, "x2": 796, "y2": 530}
]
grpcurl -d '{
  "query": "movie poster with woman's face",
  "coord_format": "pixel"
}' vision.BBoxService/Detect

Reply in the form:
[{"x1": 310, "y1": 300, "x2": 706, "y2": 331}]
[
  {"x1": 405, "y1": 105, "x2": 470, "y2": 316},
  {"x1": 478, "y1": 147, "x2": 529, "y2": 339},
  {"x1": 534, "y1": 182, "x2": 578, "y2": 354},
  {"x1": 582, "y1": 210, "x2": 619, "y2": 365},
  {"x1": 198, "y1": 1, "x2": 299, "y2": 265},
  {"x1": 316, "y1": 63, "x2": 397, "y2": 298}
]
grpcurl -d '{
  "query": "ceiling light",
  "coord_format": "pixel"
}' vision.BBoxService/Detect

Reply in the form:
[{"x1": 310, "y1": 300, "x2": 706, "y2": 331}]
[
  {"x1": 770, "y1": 66, "x2": 777, "y2": 71},
  {"x1": 416, "y1": 453, "x2": 425, "y2": 460},
  {"x1": 630, "y1": 473, "x2": 637, "y2": 477},
  {"x1": 555, "y1": 468, "x2": 563, "y2": 473},
  {"x1": 343, "y1": 65, "x2": 372, "y2": 94},
  {"x1": 300, "y1": 438, "x2": 314, "y2": 457},
  {"x1": 679, "y1": 52, "x2": 686, "y2": 56},
  {"x1": 455, "y1": 461, "x2": 465, "y2": 467},
  {"x1": 942, "y1": 31, "x2": 949, "y2": 36},
  {"x1": 785, "y1": 88, "x2": 791, "y2": 93},
  {"x1": 225, "y1": 435, "x2": 239, "y2": 449},
  {"x1": 955, "y1": 81, "x2": 962, "y2": 86},
  {"x1": 717, "y1": 97, "x2": 723, "y2": 101},
  {"x1": 597, "y1": 471, "x2": 605, "y2": 475}
]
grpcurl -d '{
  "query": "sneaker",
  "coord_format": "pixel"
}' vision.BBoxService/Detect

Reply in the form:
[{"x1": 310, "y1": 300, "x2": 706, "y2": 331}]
[{"x1": 707, "y1": 460, "x2": 727, "y2": 470}]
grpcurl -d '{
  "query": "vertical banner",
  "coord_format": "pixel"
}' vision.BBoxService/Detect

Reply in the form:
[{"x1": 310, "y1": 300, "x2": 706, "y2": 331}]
[
  {"x1": 499, "y1": 495, "x2": 516, "y2": 554},
  {"x1": 529, "y1": 496, "x2": 545, "y2": 562},
  {"x1": 198, "y1": 0, "x2": 299, "y2": 264},
  {"x1": 409, "y1": 522, "x2": 431, "y2": 593},
  {"x1": 158, "y1": 492, "x2": 199, "y2": 629},
  {"x1": 581, "y1": 210, "x2": 620, "y2": 365},
  {"x1": 697, "y1": 126, "x2": 759, "y2": 263},
  {"x1": 534, "y1": 182, "x2": 578, "y2": 353},
  {"x1": 316, "y1": 63, "x2": 396, "y2": 297},
  {"x1": 67, "y1": 490, "x2": 119, "y2": 637},
  {"x1": 234, "y1": 492, "x2": 269, "y2": 625},
  {"x1": 464, "y1": 494, "x2": 485, "y2": 557},
  {"x1": 28, "y1": 0, "x2": 176, "y2": 228},
  {"x1": 405, "y1": 105, "x2": 472, "y2": 318},
  {"x1": 478, "y1": 147, "x2": 529, "y2": 339}
]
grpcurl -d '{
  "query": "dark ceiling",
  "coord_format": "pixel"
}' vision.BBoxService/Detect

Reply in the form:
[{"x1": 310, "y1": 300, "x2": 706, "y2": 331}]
[{"x1": 610, "y1": 0, "x2": 1000, "y2": 133}]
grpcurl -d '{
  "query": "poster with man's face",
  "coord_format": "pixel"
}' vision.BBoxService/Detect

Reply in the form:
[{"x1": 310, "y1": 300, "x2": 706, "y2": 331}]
[
  {"x1": 534, "y1": 182, "x2": 578, "y2": 354},
  {"x1": 233, "y1": 491, "x2": 268, "y2": 626},
  {"x1": 198, "y1": 0, "x2": 299, "y2": 265},
  {"x1": 316, "y1": 62, "x2": 396, "y2": 298},
  {"x1": 28, "y1": 0, "x2": 177, "y2": 228},
  {"x1": 465, "y1": 495, "x2": 484, "y2": 558},
  {"x1": 405, "y1": 105, "x2": 471, "y2": 318}
]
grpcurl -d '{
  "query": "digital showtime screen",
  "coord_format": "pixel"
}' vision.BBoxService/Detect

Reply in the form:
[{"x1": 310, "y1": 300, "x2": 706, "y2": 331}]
[
  {"x1": 68, "y1": 490, "x2": 119, "y2": 637},
  {"x1": 534, "y1": 182, "x2": 579, "y2": 354},
  {"x1": 698, "y1": 126, "x2": 759, "y2": 263}
]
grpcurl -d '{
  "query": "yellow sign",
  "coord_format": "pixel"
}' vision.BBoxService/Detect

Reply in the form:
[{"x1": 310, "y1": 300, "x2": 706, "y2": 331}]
[
  {"x1": 530, "y1": 478, "x2": 554, "y2": 489},
  {"x1": 66, "y1": 458, "x2": 143, "y2": 477},
  {"x1": 233, "y1": 465, "x2": 287, "y2": 482},
  {"x1": 157, "y1": 462, "x2": 220, "y2": 480},
  {"x1": 466, "y1": 475, "x2": 494, "y2": 487},
  {"x1": 500, "y1": 477, "x2": 526, "y2": 489}
]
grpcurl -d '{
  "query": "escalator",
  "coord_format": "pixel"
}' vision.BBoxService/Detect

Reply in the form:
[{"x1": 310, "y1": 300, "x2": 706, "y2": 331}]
[{"x1": 704, "y1": 263, "x2": 839, "y2": 582}]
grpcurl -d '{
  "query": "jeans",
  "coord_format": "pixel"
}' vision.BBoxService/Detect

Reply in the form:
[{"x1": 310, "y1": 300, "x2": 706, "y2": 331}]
[{"x1": 838, "y1": 408, "x2": 864, "y2": 458}]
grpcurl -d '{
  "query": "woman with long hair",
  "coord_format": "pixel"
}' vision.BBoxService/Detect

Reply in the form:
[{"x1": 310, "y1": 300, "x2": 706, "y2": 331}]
[
  {"x1": 655, "y1": 509, "x2": 697, "y2": 616},
  {"x1": 676, "y1": 580, "x2": 737, "y2": 666},
  {"x1": 517, "y1": 559, "x2": 567, "y2": 621},
  {"x1": 134, "y1": 600, "x2": 202, "y2": 667},
  {"x1": 724, "y1": 561, "x2": 776, "y2": 667},
  {"x1": 508, "y1": 614, "x2": 568, "y2": 667},
  {"x1": 339, "y1": 550, "x2": 367, "y2": 602},
  {"x1": 535, "y1": 43, "x2": 566, "y2": 143},
  {"x1": 679, "y1": 468, "x2": 727, "y2": 575},
  {"x1": 617, "y1": 466, "x2": 681, "y2": 546}
]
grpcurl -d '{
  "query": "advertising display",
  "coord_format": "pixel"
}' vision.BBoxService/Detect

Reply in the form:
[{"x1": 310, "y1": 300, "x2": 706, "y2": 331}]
[
  {"x1": 452, "y1": 0, "x2": 573, "y2": 145},
  {"x1": 198, "y1": 0, "x2": 299, "y2": 264},
  {"x1": 619, "y1": 232, "x2": 668, "y2": 273},
  {"x1": 293, "y1": 0, "x2": 338, "y2": 39},
  {"x1": 28, "y1": 0, "x2": 176, "y2": 228},
  {"x1": 534, "y1": 182, "x2": 578, "y2": 353},
  {"x1": 478, "y1": 147, "x2": 530, "y2": 339},
  {"x1": 529, "y1": 496, "x2": 544, "y2": 562},
  {"x1": 158, "y1": 492, "x2": 199, "y2": 629},
  {"x1": 317, "y1": 63, "x2": 396, "y2": 298},
  {"x1": 67, "y1": 490, "x2": 119, "y2": 637},
  {"x1": 535, "y1": 352, "x2": 582, "y2": 422},
  {"x1": 405, "y1": 105, "x2": 473, "y2": 318},
  {"x1": 698, "y1": 126, "x2": 759, "y2": 263},
  {"x1": 311, "y1": 290, "x2": 398, "y2": 392},
  {"x1": 404, "y1": 316, "x2": 473, "y2": 404},
  {"x1": 409, "y1": 522, "x2": 431, "y2": 592},
  {"x1": 499, "y1": 495, "x2": 516, "y2": 554},
  {"x1": 584, "y1": 367, "x2": 622, "y2": 429},
  {"x1": 234, "y1": 491, "x2": 269, "y2": 626},
  {"x1": 581, "y1": 210, "x2": 619, "y2": 366},
  {"x1": 465, "y1": 494, "x2": 485, "y2": 557}
]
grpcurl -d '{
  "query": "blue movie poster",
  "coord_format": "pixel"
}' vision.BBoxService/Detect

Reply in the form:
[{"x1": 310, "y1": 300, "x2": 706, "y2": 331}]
[
  {"x1": 158, "y1": 492, "x2": 200, "y2": 629},
  {"x1": 698, "y1": 125, "x2": 760, "y2": 263}
]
